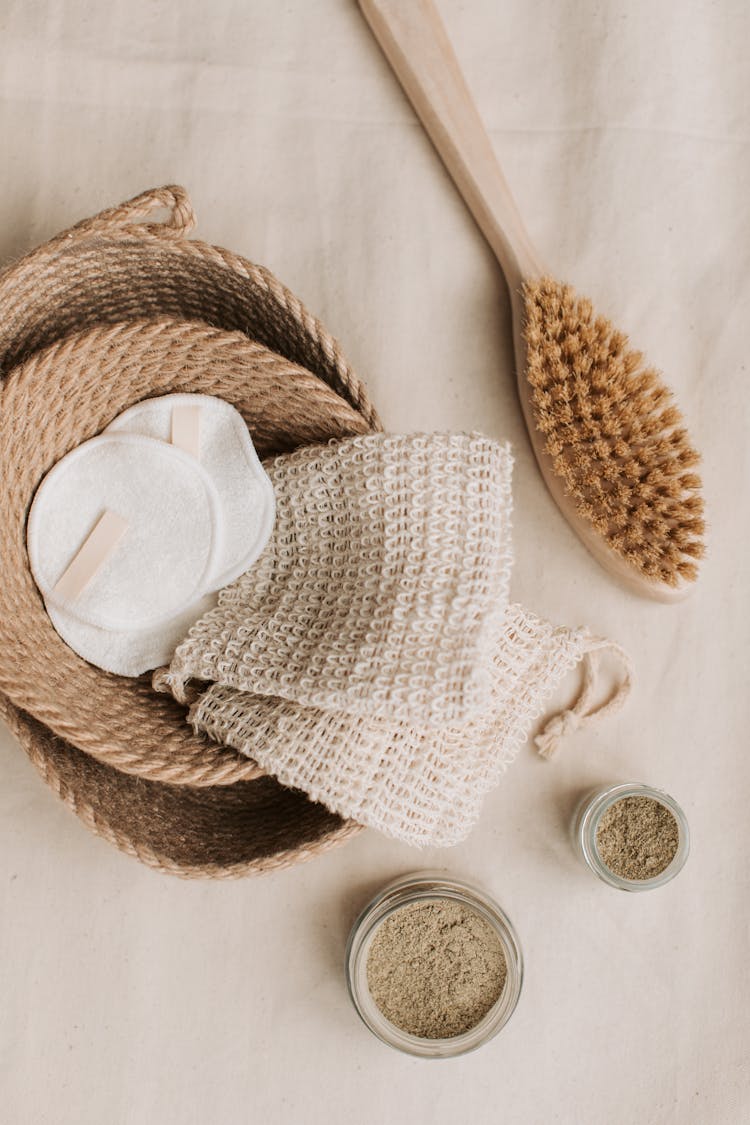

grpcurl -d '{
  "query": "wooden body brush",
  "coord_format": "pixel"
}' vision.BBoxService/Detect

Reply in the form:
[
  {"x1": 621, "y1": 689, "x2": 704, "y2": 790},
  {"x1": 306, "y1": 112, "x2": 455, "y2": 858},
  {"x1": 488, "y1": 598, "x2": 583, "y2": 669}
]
[{"x1": 359, "y1": 0, "x2": 704, "y2": 601}]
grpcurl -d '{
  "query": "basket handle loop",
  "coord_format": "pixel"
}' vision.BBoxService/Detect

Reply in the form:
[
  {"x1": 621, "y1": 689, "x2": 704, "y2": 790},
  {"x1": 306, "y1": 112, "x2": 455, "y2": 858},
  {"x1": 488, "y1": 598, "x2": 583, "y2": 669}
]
[{"x1": 67, "y1": 185, "x2": 196, "y2": 240}]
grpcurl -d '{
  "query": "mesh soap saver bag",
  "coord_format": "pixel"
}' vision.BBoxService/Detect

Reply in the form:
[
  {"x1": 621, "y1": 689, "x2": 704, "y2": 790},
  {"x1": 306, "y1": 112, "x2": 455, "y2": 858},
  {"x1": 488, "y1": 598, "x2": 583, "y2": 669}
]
[
  {"x1": 186, "y1": 605, "x2": 629, "y2": 847},
  {"x1": 158, "y1": 431, "x2": 631, "y2": 847}
]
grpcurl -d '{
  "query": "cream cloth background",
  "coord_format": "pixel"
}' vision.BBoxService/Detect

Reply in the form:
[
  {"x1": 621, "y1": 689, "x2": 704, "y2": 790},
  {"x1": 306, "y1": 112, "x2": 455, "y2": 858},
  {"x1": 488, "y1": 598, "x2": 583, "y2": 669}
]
[{"x1": 0, "y1": 2, "x2": 747, "y2": 1123}]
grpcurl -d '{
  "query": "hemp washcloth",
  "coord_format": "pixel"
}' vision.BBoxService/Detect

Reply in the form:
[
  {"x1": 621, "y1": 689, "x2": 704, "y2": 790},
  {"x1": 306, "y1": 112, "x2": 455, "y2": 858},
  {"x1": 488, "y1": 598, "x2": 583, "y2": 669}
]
[
  {"x1": 161, "y1": 432, "x2": 514, "y2": 729},
  {"x1": 183, "y1": 603, "x2": 631, "y2": 847}
]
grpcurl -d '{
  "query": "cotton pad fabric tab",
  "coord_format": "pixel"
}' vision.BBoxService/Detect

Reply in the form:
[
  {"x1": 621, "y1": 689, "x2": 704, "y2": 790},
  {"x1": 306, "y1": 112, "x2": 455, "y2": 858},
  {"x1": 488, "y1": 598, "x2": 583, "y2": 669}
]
[{"x1": 162, "y1": 432, "x2": 515, "y2": 729}]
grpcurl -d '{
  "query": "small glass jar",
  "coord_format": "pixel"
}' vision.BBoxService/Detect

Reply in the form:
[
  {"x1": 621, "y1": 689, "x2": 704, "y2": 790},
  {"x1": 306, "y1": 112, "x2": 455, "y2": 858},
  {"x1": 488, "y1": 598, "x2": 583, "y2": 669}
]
[
  {"x1": 345, "y1": 872, "x2": 523, "y2": 1058},
  {"x1": 574, "y1": 782, "x2": 690, "y2": 892}
]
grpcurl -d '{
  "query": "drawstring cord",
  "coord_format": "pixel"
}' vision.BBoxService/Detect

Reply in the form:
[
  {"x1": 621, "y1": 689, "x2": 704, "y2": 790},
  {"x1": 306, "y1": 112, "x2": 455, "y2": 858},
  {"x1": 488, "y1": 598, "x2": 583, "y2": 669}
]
[{"x1": 534, "y1": 639, "x2": 633, "y2": 760}]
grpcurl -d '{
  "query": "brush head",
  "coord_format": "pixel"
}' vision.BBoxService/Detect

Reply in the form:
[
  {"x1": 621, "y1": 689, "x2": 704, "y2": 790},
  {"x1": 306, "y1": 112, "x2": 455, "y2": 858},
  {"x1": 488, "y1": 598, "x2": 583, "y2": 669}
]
[{"x1": 522, "y1": 277, "x2": 705, "y2": 591}]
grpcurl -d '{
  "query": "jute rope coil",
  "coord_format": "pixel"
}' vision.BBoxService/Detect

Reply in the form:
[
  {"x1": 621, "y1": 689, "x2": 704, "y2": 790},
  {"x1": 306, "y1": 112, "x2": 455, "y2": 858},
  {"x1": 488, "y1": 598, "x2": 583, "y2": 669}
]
[
  {"x1": 0, "y1": 186, "x2": 380, "y2": 431},
  {"x1": 0, "y1": 186, "x2": 378, "y2": 875}
]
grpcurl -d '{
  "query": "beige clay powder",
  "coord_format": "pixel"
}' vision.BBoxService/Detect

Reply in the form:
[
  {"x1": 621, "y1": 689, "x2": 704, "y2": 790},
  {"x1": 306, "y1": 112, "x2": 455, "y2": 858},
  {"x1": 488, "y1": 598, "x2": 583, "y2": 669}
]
[
  {"x1": 595, "y1": 795, "x2": 679, "y2": 881},
  {"x1": 365, "y1": 900, "x2": 507, "y2": 1039}
]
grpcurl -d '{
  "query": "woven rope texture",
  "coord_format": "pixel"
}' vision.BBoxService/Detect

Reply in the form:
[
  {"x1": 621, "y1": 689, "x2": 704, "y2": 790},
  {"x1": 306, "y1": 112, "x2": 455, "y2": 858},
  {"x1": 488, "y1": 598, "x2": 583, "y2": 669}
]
[{"x1": 0, "y1": 186, "x2": 377, "y2": 876}]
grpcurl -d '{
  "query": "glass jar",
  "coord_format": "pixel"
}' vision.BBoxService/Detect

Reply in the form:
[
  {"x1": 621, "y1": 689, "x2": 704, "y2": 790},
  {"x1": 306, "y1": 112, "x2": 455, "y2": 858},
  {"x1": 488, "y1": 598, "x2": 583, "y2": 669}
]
[
  {"x1": 345, "y1": 872, "x2": 523, "y2": 1058},
  {"x1": 574, "y1": 782, "x2": 690, "y2": 891}
]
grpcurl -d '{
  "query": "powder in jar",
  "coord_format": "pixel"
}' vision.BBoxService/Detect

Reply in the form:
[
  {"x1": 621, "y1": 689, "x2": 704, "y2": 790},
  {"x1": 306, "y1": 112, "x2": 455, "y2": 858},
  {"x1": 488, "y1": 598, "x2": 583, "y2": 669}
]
[
  {"x1": 365, "y1": 899, "x2": 507, "y2": 1039},
  {"x1": 595, "y1": 795, "x2": 679, "y2": 880}
]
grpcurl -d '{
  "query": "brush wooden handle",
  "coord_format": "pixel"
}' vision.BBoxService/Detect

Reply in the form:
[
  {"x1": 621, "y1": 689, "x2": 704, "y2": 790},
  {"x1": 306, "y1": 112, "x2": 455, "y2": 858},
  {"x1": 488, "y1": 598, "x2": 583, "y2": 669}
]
[
  {"x1": 360, "y1": 0, "x2": 700, "y2": 602},
  {"x1": 358, "y1": 0, "x2": 543, "y2": 289}
]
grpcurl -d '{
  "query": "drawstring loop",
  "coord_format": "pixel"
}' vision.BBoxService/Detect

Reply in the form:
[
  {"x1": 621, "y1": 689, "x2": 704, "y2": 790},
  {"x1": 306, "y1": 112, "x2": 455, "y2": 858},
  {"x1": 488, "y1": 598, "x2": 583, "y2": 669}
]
[{"x1": 534, "y1": 638, "x2": 633, "y2": 760}]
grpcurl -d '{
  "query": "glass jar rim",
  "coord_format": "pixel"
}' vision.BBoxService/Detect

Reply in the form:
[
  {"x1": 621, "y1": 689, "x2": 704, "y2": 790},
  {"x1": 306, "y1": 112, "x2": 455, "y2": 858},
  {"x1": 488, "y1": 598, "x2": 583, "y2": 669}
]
[
  {"x1": 345, "y1": 871, "x2": 523, "y2": 1058},
  {"x1": 576, "y1": 782, "x2": 690, "y2": 892}
]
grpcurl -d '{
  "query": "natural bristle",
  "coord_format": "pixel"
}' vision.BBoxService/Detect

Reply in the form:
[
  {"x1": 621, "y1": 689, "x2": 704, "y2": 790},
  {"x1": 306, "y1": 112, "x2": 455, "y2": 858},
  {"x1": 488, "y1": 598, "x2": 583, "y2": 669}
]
[{"x1": 523, "y1": 278, "x2": 705, "y2": 588}]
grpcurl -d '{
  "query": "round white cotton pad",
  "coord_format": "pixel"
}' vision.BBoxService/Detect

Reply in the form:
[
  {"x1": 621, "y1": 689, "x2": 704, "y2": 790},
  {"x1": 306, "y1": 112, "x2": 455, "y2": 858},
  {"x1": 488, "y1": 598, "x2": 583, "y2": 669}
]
[
  {"x1": 27, "y1": 432, "x2": 223, "y2": 632},
  {"x1": 107, "y1": 394, "x2": 276, "y2": 589},
  {"x1": 46, "y1": 592, "x2": 219, "y2": 678}
]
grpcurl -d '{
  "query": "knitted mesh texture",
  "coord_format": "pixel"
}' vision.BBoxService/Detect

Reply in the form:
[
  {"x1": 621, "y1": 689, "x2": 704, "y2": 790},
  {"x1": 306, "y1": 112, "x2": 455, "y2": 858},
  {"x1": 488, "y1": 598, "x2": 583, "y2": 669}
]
[
  {"x1": 188, "y1": 603, "x2": 592, "y2": 847},
  {"x1": 163, "y1": 432, "x2": 514, "y2": 729}
]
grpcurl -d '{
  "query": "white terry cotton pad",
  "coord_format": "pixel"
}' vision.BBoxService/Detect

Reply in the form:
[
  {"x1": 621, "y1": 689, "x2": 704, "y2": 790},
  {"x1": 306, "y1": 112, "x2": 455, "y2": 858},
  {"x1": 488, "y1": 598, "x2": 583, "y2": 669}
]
[
  {"x1": 27, "y1": 433, "x2": 222, "y2": 631},
  {"x1": 107, "y1": 394, "x2": 276, "y2": 590},
  {"x1": 46, "y1": 592, "x2": 219, "y2": 678},
  {"x1": 27, "y1": 431, "x2": 225, "y2": 676}
]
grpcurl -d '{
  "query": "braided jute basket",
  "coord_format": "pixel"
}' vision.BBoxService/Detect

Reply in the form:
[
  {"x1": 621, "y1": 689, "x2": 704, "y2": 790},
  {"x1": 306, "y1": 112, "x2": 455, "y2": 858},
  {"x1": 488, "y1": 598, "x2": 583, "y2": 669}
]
[{"x1": 0, "y1": 185, "x2": 381, "y2": 877}]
